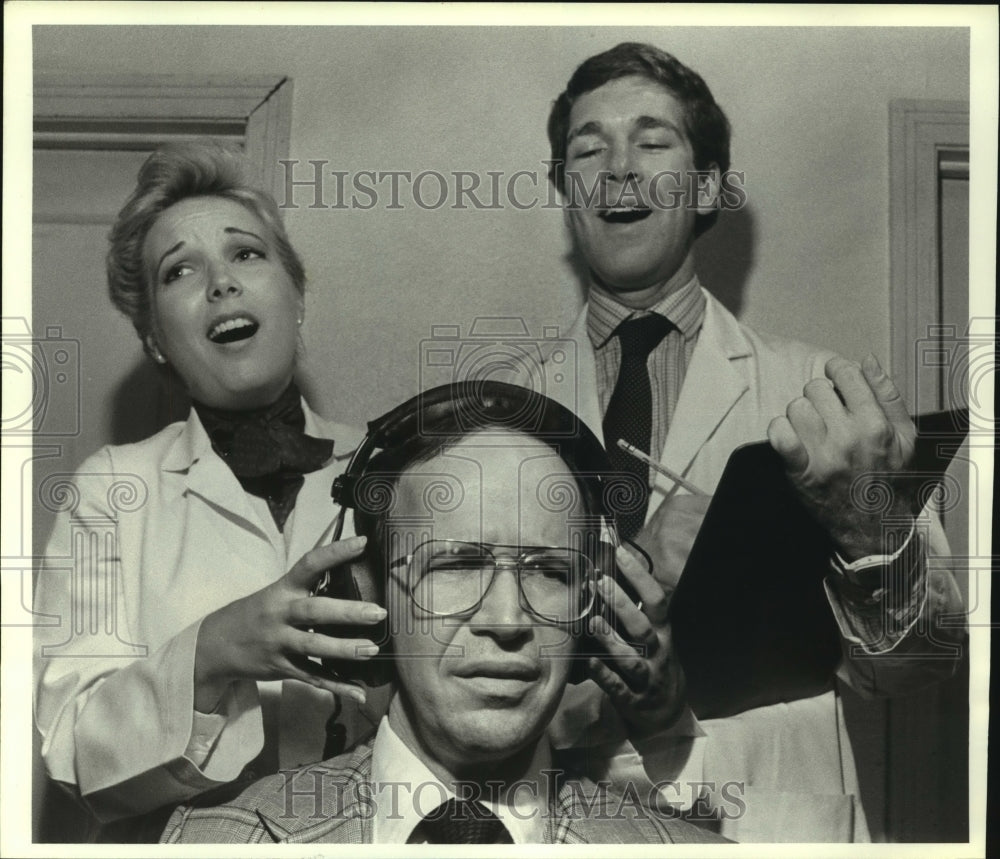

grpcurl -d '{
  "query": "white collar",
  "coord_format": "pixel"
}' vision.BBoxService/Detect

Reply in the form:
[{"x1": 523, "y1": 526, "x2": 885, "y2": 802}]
[{"x1": 369, "y1": 714, "x2": 551, "y2": 844}]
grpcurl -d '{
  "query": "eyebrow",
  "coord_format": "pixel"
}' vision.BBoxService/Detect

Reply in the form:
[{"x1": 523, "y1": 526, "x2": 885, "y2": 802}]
[
  {"x1": 156, "y1": 241, "x2": 184, "y2": 274},
  {"x1": 225, "y1": 226, "x2": 265, "y2": 243},
  {"x1": 567, "y1": 115, "x2": 684, "y2": 144},
  {"x1": 155, "y1": 227, "x2": 266, "y2": 274}
]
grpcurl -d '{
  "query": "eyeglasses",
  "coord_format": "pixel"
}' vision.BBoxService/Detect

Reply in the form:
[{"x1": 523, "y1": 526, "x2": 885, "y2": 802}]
[{"x1": 389, "y1": 539, "x2": 600, "y2": 624}]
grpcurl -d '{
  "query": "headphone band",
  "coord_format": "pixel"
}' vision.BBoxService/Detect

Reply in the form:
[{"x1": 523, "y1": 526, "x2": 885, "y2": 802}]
[{"x1": 331, "y1": 381, "x2": 620, "y2": 541}]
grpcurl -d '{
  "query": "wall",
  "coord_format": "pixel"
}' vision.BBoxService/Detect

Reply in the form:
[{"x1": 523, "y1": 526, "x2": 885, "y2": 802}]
[{"x1": 33, "y1": 25, "x2": 970, "y2": 428}]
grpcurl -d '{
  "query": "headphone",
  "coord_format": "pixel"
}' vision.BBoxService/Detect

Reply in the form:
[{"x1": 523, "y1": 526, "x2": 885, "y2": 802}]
[{"x1": 314, "y1": 380, "x2": 641, "y2": 687}]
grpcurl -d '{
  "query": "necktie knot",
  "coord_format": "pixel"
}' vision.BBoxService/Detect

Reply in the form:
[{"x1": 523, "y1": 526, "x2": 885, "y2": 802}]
[
  {"x1": 414, "y1": 797, "x2": 513, "y2": 844},
  {"x1": 615, "y1": 313, "x2": 674, "y2": 362}
]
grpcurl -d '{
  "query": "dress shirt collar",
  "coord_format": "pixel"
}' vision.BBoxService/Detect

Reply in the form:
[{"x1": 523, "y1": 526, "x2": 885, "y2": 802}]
[
  {"x1": 586, "y1": 274, "x2": 706, "y2": 349},
  {"x1": 370, "y1": 714, "x2": 550, "y2": 844}
]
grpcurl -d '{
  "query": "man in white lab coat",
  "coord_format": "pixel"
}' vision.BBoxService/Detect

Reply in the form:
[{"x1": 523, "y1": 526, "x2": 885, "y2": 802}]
[{"x1": 517, "y1": 41, "x2": 964, "y2": 841}]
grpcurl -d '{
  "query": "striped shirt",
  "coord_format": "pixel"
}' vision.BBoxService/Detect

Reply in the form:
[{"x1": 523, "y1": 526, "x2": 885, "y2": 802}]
[{"x1": 587, "y1": 276, "x2": 707, "y2": 467}]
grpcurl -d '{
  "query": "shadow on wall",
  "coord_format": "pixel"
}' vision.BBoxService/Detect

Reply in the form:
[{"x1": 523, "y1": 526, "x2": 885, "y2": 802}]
[
  {"x1": 563, "y1": 205, "x2": 758, "y2": 316},
  {"x1": 695, "y1": 206, "x2": 756, "y2": 317},
  {"x1": 109, "y1": 363, "x2": 190, "y2": 445}
]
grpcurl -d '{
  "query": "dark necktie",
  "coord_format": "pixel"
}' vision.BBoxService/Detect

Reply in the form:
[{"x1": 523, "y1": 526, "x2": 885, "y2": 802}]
[
  {"x1": 194, "y1": 382, "x2": 333, "y2": 531},
  {"x1": 411, "y1": 798, "x2": 514, "y2": 844},
  {"x1": 602, "y1": 314, "x2": 674, "y2": 540}
]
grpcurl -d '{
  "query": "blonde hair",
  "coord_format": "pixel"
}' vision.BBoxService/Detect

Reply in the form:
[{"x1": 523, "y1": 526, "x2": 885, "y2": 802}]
[{"x1": 106, "y1": 140, "x2": 306, "y2": 359}]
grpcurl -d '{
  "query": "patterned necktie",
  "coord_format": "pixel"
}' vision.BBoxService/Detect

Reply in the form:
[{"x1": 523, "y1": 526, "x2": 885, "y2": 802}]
[
  {"x1": 412, "y1": 798, "x2": 514, "y2": 844},
  {"x1": 194, "y1": 382, "x2": 333, "y2": 531},
  {"x1": 602, "y1": 314, "x2": 674, "y2": 540}
]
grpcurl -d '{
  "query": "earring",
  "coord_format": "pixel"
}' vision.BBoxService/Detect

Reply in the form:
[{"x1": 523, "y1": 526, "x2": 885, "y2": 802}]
[
  {"x1": 297, "y1": 317, "x2": 303, "y2": 326},
  {"x1": 149, "y1": 342, "x2": 167, "y2": 364}
]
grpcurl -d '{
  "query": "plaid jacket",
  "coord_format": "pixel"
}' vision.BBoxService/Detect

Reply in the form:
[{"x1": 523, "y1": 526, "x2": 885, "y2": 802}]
[{"x1": 161, "y1": 740, "x2": 727, "y2": 844}]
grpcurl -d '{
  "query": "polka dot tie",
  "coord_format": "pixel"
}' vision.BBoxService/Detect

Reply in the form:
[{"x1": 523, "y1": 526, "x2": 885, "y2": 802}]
[
  {"x1": 602, "y1": 314, "x2": 674, "y2": 540},
  {"x1": 412, "y1": 798, "x2": 513, "y2": 844}
]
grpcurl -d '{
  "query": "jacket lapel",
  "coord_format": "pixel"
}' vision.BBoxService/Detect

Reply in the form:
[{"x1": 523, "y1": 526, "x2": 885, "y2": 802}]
[
  {"x1": 255, "y1": 743, "x2": 375, "y2": 843},
  {"x1": 655, "y1": 292, "x2": 752, "y2": 493}
]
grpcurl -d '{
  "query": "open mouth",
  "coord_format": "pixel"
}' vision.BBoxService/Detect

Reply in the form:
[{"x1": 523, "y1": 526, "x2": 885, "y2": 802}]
[
  {"x1": 207, "y1": 316, "x2": 259, "y2": 344},
  {"x1": 598, "y1": 207, "x2": 653, "y2": 225}
]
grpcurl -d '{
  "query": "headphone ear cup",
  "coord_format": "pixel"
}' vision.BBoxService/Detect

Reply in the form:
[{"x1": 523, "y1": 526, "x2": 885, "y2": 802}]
[{"x1": 316, "y1": 556, "x2": 394, "y2": 688}]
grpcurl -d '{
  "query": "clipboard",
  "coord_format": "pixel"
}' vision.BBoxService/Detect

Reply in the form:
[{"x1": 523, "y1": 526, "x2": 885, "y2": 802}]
[{"x1": 667, "y1": 409, "x2": 969, "y2": 720}]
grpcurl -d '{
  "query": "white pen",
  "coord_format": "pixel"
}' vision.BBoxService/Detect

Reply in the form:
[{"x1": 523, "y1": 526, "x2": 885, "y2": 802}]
[{"x1": 616, "y1": 438, "x2": 708, "y2": 496}]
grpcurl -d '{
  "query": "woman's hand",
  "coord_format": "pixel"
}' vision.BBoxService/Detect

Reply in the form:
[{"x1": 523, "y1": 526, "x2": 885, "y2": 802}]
[
  {"x1": 194, "y1": 535, "x2": 385, "y2": 710},
  {"x1": 586, "y1": 545, "x2": 687, "y2": 740}
]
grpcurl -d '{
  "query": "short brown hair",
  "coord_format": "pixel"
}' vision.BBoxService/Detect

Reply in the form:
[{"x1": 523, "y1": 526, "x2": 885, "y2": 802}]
[{"x1": 548, "y1": 42, "x2": 731, "y2": 236}]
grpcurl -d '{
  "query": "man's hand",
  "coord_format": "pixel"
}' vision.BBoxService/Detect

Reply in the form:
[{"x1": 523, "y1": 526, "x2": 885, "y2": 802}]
[
  {"x1": 586, "y1": 545, "x2": 687, "y2": 738},
  {"x1": 633, "y1": 493, "x2": 712, "y2": 594},
  {"x1": 767, "y1": 354, "x2": 918, "y2": 561}
]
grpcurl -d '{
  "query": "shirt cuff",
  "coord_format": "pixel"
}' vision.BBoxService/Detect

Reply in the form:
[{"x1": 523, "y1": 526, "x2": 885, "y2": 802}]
[
  {"x1": 181, "y1": 679, "x2": 262, "y2": 780},
  {"x1": 831, "y1": 520, "x2": 915, "y2": 582},
  {"x1": 824, "y1": 526, "x2": 927, "y2": 654},
  {"x1": 184, "y1": 693, "x2": 233, "y2": 769}
]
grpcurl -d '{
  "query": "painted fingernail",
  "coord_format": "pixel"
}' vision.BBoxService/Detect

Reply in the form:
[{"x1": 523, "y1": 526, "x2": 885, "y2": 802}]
[
  {"x1": 362, "y1": 605, "x2": 387, "y2": 622},
  {"x1": 357, "y1": 644, "x2": 380, "y2": 658}
]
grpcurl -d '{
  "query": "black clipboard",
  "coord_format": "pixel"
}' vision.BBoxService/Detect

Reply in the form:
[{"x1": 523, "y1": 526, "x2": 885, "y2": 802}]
[{"x1": 668, "y1": 409, "x2": 968, "y2": 720}]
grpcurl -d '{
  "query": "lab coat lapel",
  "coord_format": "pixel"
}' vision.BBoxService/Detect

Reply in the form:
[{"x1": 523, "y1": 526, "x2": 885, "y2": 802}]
[
  {"x1": 161, "y1": 411, "x2": 272, "y2": 542},
  {"x1": 284, "y1": 411, "x2": 365, "y2": 564},
  {"x1": 654, "y1": 292, "x2": 752, "y2": 498}
]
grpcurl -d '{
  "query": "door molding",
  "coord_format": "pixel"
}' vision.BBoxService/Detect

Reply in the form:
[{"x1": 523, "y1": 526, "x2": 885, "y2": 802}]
[
  {"x1": 888, "y1": 98, "x2": 969, "y2": 407},
  {"x1": 34, "y1": 74, "x2": 293, "y2": 201}
]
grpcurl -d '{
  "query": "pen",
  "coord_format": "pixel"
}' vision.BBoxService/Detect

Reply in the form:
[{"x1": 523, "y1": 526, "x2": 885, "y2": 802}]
[{"x1": 616, "y1": 438, "x2": 708, "y2": 496}]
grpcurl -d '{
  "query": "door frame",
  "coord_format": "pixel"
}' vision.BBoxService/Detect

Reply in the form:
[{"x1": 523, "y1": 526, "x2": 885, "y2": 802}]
[
  {"x1": 34, "y1": 73, "x2": 293, "y2": 201},
  {"x1": 30, "y1": 73, "x2": 293, "y2": 842},
  {"x1": 888, "y1": 98, "x2": 969, "y2": 407}
]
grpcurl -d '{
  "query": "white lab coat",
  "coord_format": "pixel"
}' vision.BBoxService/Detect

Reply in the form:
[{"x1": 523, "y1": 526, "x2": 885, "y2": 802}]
[
  {"x1": 33, "y1": 403, "x2": 369, "y2": 822},
  {"x1": 519, "y1": 291, "x2": 963, "y2": 841}
]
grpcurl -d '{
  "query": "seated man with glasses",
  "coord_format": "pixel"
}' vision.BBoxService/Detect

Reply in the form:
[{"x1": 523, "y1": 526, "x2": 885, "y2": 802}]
[{"x1": 161, "y1": 383, "x2": 727, "y2": 844}]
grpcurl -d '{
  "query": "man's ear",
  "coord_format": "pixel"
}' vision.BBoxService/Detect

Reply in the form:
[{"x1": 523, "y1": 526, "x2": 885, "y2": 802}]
[
  {"x1": 694, "y1": 164, "x2": 722, "y2": 216},
  {"x1": 145, "y1": 334, "x2": 167, "y2": 364}
]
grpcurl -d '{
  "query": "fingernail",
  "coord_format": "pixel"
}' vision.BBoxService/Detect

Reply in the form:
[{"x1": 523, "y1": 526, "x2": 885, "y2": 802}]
[
  {"x1": 350, "y1": 536, "x2": 368, "y2": 550},
  {"x1": 348, "y1": 687, "x2": 367, "y2": 705},
  {"x1": 357, "y1": 644, "x2": 380, "y2": 658},
  {"x1": 362, "y1": 605, "x2": 387, "y2": 622}
]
